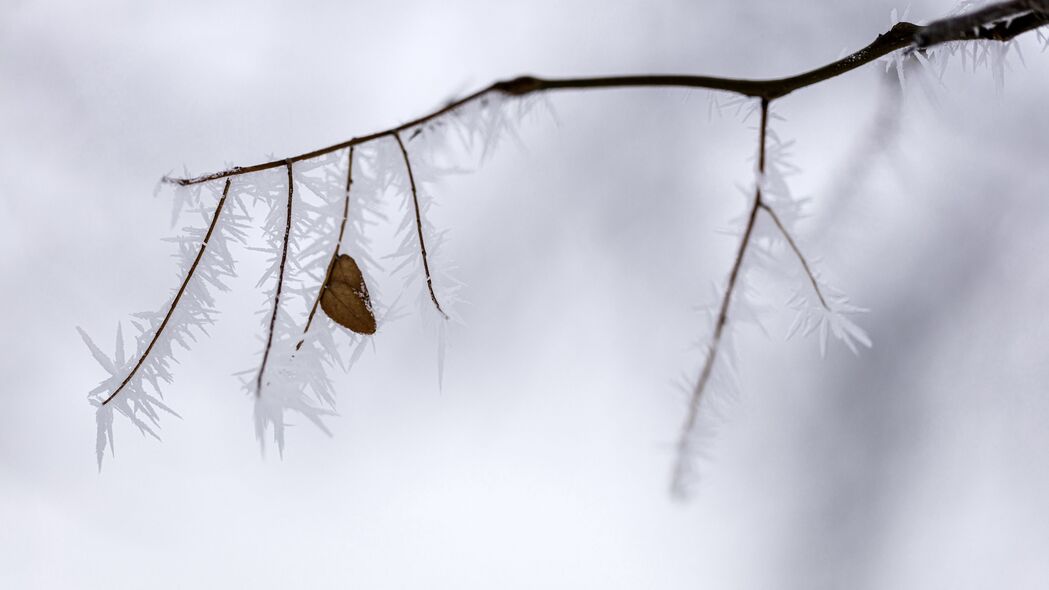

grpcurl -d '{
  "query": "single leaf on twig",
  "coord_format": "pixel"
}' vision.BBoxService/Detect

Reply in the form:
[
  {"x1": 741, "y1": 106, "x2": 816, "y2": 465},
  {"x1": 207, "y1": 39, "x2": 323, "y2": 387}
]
[{"x1": 320, "y1": 254, "x2": 376, "y2": 335}]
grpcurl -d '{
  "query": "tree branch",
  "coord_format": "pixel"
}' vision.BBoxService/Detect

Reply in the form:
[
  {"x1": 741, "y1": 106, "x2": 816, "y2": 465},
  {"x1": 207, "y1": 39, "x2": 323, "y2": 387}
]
[
  {"x1": 102, "y1": 0, "x2": 1046, "y2": 459},
  {"x1": 100, "y1": 178, "x2": 233, "y2": 406},
  {"x1": 162, "y1": 10, "x2": 1047, "y2": 188}
]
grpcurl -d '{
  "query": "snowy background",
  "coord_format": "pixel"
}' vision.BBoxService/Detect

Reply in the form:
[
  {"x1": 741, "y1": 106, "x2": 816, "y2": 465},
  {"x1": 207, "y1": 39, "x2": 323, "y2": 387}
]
[{"x1": 3, "y1": 0, "x2": 1049, "y2": 588}]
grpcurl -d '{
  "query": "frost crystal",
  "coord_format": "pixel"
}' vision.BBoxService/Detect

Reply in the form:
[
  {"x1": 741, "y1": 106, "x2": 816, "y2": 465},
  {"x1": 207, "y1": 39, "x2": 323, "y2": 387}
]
[{"x1": 786, "y1": 288, "x2": 872, "y2": 357}]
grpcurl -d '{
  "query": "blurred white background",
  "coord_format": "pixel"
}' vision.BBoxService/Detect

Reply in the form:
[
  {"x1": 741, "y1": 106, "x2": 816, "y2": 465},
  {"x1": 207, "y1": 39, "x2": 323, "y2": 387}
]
[{"x1": 2, "y1": 1, "x2": 1049, "y2": 588}]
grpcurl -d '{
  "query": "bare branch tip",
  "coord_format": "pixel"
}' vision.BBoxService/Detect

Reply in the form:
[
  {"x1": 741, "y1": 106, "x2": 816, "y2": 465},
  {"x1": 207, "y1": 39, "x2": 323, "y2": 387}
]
[{"x1": 492, "y1": 76, "x2": 544, "y2": 96}]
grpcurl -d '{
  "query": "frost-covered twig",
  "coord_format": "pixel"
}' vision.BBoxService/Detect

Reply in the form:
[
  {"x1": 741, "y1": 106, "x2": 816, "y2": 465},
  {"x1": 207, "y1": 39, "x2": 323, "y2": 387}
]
[
  {"x1": 670, "y1": 100, "x2": 770, "y2": 497},
  {"x1": 393, "y1": 131, "x2": 448, "y2": 319},
  {"x1": 759, "y1": 202, "x2": 829, "y2": 310},
  {"x1": 671, "y1": 96, "x2": 873, "y2": 495},
  {"x1": 84, "y1": 176, "x2": 250, "y2": 466},
  {"x1": 255, "y1": 163, "x2": 295, "y2": 396},
  {"x1": 100, "y1": 178, "x2": 234, "y2": 406},
  {"x1": 297, "y1": 147, "x2": 355, "y2": 350}
]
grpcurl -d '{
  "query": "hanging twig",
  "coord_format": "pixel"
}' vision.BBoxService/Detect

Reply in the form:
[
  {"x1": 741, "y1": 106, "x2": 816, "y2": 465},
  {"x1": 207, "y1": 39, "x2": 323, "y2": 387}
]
[
  {"x1": 297, "y1": 147, "x2": 356, "y2": 351},
  {"x1": 670, "y1": 99, "x2": 770, "y2": 495},
  {"x1": 759, "y1": 202, "x2": 829, "y2": 310},
  {"x1": 100, "y1": 178, "x2": 233, "y2": 406},
  {"x1": 256, "y1": 163, "x2": 296, "y2": 396},
  {"x1": 393, "y1": 132, "x2": 449, "y2": 319}
]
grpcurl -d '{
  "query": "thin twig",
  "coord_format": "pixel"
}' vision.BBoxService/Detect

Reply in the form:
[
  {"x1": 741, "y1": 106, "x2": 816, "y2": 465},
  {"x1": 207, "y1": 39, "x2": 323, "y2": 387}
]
[
  {"x1": 758, "y1": 202, "x2": 829, "y2": 310},
  {"x1": 296, "y1": 147, "x2": 356, "y2": 351},
  {"x1": 669, "y1": 99, "x2": 770, "y2": 495},
  {"x1": 256, "y1": 163, "x2": 296, "y2": 396},
  {"x1": 161, "y1": 13, "x2": 1048, "y2": 188},
  {"x1": 393, "y1": 132, "x2": 449, "y2": 319},
  {"x1": 100, "y1": 178, "x2": 233, "y2": 406}
]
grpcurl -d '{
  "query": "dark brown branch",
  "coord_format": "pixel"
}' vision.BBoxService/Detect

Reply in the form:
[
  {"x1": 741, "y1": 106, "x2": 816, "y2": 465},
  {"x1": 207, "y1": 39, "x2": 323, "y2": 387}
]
[
  {"x1": 670, "y1": 99, "x2": 770, "y2": 496},
  {"x1": 256, "y1": 163, "x2": 295, "y2": 396},
  {"x1": 296, "y1": 147, "x2": 356, "y2": 351},
  {"x1": 393, "y1": 132, "x2": 449, "y2": 319},
  {"x1": 161, "y1": 12, "x2": 1048, "y2": 188},
  {"x1": 164, "y1": 87, "x2": 491, "y2": 187},
  {"x1": 758, "y1": 202, "x2": 829, "y2": 310},
  {"x1": 916, "y1": 1, "x2": 1049, "y2": 48},
  {"x1": 101, "y1": 178, "x2": 233, "y2": 406}
]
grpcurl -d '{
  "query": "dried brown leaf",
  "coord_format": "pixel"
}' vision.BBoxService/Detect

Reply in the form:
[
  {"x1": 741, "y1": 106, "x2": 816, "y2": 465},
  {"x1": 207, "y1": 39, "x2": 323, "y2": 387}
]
[{"x1": 320, "y1": 254, "x2": 376, "y2": 335}]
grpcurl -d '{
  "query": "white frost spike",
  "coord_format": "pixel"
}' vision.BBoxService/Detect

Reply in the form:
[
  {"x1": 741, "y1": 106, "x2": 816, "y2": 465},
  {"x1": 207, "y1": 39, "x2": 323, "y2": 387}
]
[
  {"x1": 436, "y1": 319, "x2": 447, "y2": 391},
  {"x1": 96, "y1": 404, "x2": 114, "y2": 468},
  {"x1": 429, "y1": 90, "x2": 541, "y2": 163},
  {"x1": 786, "y1": 287, "x2": 872, "y2": 357},
  {"x1": 707, "y1": 92, "x2": 754, "y2": 122}
]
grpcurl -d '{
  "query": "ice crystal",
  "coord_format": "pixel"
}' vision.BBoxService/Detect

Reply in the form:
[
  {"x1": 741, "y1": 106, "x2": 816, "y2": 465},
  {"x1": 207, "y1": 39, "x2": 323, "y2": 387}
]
[{"x1": 786, "y1": 288, "x2": 872, "y2": 357}]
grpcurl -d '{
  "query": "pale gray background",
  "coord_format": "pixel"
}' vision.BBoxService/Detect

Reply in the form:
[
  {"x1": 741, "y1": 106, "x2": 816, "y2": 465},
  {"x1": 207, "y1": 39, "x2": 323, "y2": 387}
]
[{"x1": 3, "y1": 1, "x2": 1049, "y2": 588}]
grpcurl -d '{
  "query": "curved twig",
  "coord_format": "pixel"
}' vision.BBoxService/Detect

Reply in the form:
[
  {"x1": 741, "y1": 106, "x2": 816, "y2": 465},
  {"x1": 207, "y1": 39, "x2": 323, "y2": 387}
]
[
  {"x1": 100, "y1": 178, "x2": 233, "y2": 406},
  {"x1": 393, "y1": 132, "x2": 449, "y2": 319},
  {"x1": 759, "y1": 202, "x2": 829, "y2": 310}
]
